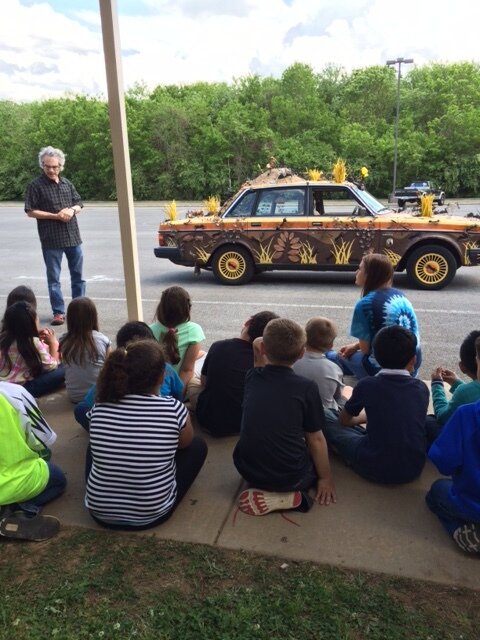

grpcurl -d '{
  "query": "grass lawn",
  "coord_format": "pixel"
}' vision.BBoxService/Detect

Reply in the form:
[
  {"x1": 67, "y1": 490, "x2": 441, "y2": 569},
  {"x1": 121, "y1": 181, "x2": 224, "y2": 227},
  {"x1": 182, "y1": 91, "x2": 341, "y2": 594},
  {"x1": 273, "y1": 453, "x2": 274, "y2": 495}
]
[{"x1": 0, "y1": 526, "x2": 478, "y2": 639}]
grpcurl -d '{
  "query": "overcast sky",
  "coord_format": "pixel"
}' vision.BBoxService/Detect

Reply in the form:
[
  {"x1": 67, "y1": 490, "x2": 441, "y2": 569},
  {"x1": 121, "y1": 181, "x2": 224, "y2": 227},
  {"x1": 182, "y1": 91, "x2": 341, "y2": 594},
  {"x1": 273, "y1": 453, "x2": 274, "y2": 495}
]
[{"x1": 1, "y1": 0, "x2": 477, "y2": 102}]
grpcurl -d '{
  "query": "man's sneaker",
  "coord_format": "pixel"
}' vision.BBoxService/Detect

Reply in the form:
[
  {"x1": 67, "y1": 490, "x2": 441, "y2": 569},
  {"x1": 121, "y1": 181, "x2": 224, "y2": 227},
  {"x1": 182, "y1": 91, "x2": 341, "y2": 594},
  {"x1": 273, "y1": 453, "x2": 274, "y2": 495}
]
[
  {"x1": 51, "y1": 314, "x2": 65, "y2": 326},
  {"x1": 453, "y1": 523, "x2": 480, "y2": 554},
  {"x1": 238, "y1": 489, "x2": 302, "y2": 516}
]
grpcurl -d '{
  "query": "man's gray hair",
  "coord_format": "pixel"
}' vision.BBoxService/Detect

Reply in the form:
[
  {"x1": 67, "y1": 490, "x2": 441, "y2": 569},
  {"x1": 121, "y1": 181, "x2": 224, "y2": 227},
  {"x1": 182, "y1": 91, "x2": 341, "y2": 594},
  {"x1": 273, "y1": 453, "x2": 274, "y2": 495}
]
[{"x1": 38, "y1": 146, "x2": 66, "y2": 170}]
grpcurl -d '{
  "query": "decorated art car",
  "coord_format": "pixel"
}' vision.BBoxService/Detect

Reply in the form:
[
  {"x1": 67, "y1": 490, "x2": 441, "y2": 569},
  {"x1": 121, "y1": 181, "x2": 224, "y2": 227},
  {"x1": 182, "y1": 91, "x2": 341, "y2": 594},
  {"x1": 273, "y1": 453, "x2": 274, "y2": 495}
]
[{"x1": 154, "y1": 167, "x2": 480, "y2": 290}]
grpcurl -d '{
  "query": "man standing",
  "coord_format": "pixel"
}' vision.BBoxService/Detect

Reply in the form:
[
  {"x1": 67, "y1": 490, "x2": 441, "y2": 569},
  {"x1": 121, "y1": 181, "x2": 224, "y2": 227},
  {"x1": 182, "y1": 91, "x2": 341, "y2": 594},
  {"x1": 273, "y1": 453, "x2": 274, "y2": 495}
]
[{"x1": 25, "y1": 146, "x2": 85, "y2": 326}]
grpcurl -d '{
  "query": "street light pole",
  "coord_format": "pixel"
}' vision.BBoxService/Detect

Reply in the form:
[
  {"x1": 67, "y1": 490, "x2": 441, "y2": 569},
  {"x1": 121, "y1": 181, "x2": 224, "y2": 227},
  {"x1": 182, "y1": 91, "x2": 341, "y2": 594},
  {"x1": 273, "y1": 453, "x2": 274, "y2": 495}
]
[{"x1": 386, "y1": 57, "x2": 414, "y2": 201}]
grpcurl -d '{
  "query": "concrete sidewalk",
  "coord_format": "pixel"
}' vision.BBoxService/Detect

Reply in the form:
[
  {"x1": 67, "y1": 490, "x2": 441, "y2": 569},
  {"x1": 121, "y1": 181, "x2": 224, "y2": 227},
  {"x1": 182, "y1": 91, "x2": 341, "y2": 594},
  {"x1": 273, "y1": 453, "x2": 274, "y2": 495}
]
[{"x1": 38, "y1": 390, "x2": 480, "y2": 591}]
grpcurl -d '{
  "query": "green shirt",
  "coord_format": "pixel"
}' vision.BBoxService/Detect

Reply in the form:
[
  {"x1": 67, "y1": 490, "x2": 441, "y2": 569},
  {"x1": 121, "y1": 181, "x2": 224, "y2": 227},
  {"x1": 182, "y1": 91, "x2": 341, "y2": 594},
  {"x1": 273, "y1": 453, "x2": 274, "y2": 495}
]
[
  {"x1": 0, "y1": 395, "x2": 49, "y2": 504},
  {"x1": 431, "y1": 379, "x2": 480, "y2": 426},
  {"x1": 149, "y1": 320, "x2": 205, "y2": 373}
]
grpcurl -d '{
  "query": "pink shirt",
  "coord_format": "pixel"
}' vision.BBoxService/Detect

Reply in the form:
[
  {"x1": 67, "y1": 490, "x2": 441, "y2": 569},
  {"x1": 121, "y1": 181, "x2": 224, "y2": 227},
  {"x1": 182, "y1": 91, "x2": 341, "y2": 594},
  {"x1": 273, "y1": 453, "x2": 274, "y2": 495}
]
[{"x1": 0, "y1": 338, "x2": 58, "y2": 384}]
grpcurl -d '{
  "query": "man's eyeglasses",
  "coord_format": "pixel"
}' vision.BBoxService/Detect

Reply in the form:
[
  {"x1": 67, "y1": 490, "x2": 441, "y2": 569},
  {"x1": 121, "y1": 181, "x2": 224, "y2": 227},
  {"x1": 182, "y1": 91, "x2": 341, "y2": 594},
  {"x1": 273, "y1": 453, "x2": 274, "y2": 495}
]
[{"x1": 43, "y1": 164, "x2": 60, "y2": 171}]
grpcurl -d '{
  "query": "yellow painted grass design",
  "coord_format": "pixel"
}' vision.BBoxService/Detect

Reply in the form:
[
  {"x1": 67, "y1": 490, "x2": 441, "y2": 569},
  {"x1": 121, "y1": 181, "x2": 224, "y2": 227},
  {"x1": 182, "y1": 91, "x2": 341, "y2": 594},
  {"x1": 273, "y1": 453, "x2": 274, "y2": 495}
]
[
  {"x1": 420, "y1": 194, "x2": 434, "y2": 218},
  {"x1": 298, "y1": 241, "x2": 317, "y2": 264},
  {"x1": 330, "y1": 238, "x2": 354, "y2": 264},
  {"x1": 165, "y1": 200, "x2": 177, "y2": 221},
  {"x1": 252, "y1": 239, "x2": 274, "y2": 264},
  {"x1": 383, "y1": 248, "x2": 402, "y2": 266},
  {"x1": 463, "y1": 241, "x2": 478, "y2": 265},
  {"x1": 194, "y1": 246, "x2": 211, "y2": 264},
  {"x1": 165, "y1": 237, "x2": 177, "y2": 247}
]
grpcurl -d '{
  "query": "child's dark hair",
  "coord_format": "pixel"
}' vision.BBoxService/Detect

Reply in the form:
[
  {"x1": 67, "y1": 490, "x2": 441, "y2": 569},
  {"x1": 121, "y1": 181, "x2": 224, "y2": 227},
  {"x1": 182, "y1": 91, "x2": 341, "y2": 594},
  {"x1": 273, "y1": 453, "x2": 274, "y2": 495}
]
[
  {"x1": 262, "y1": 318, "x2": 306, "y2": 366},
  {"x1": 96, "y1": 339, "x2": 166, "y2": 403},
  {"x1": 361, "y1": 253, "x2": 394, "y2": 296},
  {"x1": 6, "y1": 286, "x2": 37, "y2": 310},
  {"x1": 459, "y1": 330, "x2": 480, "y2": 377},
  {"x1": 0, "y1": 301, "x2": 43, "y2": 377},
  {"x1": 116, "y1": 321, "x2": 154, "y2": 348},
  {"x1": 373, "y1": 325, "x2": 417, "y2": 369},
  {"x1": 155, "y1": 286, "x2": 192, "y2": 365},
  {"x1": 60, "y1": 297, "x2": 100, "y2": 366},
  {"x1": 305, "y1": 317, "x2": 337, "y2": 352},
  {"x1": 246, "y1": 311, "x2": 279, "y2": 342},
  {"x1": 476, "y1": 337, "x2": 480, "y2": 363}
]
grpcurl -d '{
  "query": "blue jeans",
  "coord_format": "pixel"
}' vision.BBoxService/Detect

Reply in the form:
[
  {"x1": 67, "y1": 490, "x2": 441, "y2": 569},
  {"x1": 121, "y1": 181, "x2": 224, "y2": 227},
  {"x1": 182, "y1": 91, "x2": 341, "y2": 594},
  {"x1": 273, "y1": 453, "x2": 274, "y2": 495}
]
[
  {"x1": 326, "y1": 348, "x2": 422, "y2": 379},
  {"x1": 426, "y1": 479, "x2": 480, "y2": 537},
  {"x1": 322, "y1": 418, "x2": 365, "y2": 466},
  {"x1": 42, "y1": 245, "x2": 86, "y2": 315},
  {"x1": 19, "y1": 462, "x2": 67, "y2": 514},
  {"x1": 23, "y1": 365, "x2": 65, "y2": 398}
]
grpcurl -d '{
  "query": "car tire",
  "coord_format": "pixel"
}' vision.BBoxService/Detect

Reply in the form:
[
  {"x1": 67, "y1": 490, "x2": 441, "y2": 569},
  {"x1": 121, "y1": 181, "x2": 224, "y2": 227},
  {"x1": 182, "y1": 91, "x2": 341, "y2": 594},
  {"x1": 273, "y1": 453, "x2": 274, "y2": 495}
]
[
  {"x1": 438, "y1": 194, "x2": 445, "y2": 205},
  {"x1": 397, "y1": 199, "x2": 405, "y2": 209},
  {"x1": 406, "y1": 245, "x2": 457, "y2": 290},
  {"x1": 212, "y1": 245, "x2": 255, "y2": 285}
]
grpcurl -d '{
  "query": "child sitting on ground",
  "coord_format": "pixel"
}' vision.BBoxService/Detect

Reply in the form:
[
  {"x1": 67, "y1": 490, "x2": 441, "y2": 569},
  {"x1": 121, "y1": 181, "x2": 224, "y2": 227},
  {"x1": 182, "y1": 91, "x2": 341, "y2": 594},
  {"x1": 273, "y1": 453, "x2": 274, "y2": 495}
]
[
  {"x1": 59, "y1": 297, "x2": 111, "y2": 403},
  {"x1": 74, "y1": 321, "x2": 184, "y2": 430},
  {"x1": 233, "y1": 318, "x2": 336, "y2": 516},
  {"x1": 85, "y1": 340, "x2": 207, "y2": 530},
  {"x1": 427, "y1": 330, "x2": 480, "y2": 444},
  {"x1": 323, "y1": 325, "x2": 429, "y2": 484},
  {"x1": 426, "y1": 337, "x2": 480, "y2": 554},
  {"x1": 2, "y1": 286, "x2": 38, "y2": 325},
  {"x1": 293, "y1": 317, "x2": 364, "y2": 423},
  {"x1": 0, "y1": 301, "x2": 64, "y2": 397},
  {"x1": 0, "y1": 381, "x2": 66, "y2": 539}
]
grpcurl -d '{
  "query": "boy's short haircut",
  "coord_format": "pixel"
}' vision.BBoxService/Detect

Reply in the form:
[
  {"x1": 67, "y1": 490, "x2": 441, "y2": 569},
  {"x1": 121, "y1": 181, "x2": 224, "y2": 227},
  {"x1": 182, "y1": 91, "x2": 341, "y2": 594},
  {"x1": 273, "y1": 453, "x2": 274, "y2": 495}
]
[
  {"x1": 305, "y1": 317, "x2": 337, "y2": 352},
  {"x1": 459, "y1": 330, "x2": 480, "y2": 377},
  {"x1": 476, "y1": 336, "x2": 480, "y2": 361},
  {"x1": 247, "y1": 311, "x2": 280, "y2": 342},
  {"x1": 262, "y1": 318, "x2": 306, "y2": 365},
  {"x1": 373, "y1": 325, "x2": 417, "y2": 369}
]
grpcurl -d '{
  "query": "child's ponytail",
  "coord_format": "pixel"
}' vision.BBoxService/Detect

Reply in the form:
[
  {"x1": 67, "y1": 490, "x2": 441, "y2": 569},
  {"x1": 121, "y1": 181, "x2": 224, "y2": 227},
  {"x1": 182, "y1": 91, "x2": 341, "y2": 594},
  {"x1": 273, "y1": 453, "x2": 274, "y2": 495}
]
[
  {"x1": 155, "y1": 286, "x2": 192, "y2": 366},
  {"x1": 96, "y1": 348, "x2": 129, "y2": 402},
  {"x1": 162, "y1": 327, "x2": 180, "y2": 365}
]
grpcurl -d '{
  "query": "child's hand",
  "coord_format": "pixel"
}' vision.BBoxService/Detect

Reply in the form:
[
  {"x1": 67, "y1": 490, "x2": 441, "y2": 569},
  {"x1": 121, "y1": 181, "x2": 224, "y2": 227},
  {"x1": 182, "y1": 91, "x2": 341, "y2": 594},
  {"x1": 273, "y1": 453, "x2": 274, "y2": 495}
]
[
  {"x1": 442, "y1": 369, "x2": 458, "y2": 385},
  {"x1": 315, "y1": 478, "x2": 336, "y2": 505},
  {"x1": 339, "y1": 342, "x2": 359, "y2": 358},
  {"x1": 39, "y1": 328, "x2": 56, "y2": 345},
  {"x1": 431, "y1": 366, "x2": 444, "y2": 381}
]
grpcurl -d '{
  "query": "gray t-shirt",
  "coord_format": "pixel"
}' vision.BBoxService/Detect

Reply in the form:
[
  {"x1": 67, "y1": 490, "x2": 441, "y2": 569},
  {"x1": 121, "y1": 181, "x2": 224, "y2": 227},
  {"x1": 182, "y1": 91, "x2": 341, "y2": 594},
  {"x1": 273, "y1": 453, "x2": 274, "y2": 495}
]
[
  {"x1": 63, "y1": 330, "x2": 111, "y2": 402},
  {"x1": 293, "y1": 351, "x2": 345, "y2": 411}
]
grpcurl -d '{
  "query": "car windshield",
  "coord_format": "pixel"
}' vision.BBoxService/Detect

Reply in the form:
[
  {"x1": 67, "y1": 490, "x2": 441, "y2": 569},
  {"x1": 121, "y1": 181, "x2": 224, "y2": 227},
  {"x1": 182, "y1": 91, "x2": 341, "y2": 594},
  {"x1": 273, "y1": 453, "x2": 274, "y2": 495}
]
[{"x1": 351, "y1": 185, "x2": 392, "y2": 215}]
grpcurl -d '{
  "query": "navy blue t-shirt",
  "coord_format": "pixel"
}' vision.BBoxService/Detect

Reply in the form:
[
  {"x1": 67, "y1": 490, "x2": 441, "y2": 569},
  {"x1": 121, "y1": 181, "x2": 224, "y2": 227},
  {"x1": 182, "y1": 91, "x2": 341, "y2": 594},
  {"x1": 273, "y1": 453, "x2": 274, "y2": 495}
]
[
  {"x1": 233, "y1": 365, "x2": 325, "y2": 491},
  {"x1": 345, "y1": 372, "x2": 429, "y2": 483}
]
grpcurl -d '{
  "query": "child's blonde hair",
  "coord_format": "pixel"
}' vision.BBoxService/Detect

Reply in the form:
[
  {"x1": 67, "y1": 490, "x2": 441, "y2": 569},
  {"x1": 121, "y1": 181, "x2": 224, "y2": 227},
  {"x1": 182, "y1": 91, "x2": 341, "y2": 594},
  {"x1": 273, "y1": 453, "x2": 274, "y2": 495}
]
[
  {"x1": 262, "y1": 318, "x2": 305, "y2": 366},
  {"x1": 305, "y1": 317, "x2": 337, "y2": 352}
]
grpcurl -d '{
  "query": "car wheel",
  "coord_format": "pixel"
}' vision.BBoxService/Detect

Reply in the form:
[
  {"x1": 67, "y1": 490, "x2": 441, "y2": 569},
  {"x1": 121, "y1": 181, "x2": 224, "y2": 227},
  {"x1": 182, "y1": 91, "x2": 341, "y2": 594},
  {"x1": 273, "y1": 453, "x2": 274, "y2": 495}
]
[
  {"x1": 438, "y1": 194, "x2": 445, "y2": 205},
  {"x1": 406, "y1": 245, "x2": 457, "y2": 290},
  {"x1": 212, "y1": 245, "x2": 255, "y2": 285},
  {"x1": 397, "y1": 199, "x2": 405, "y2": 209}
]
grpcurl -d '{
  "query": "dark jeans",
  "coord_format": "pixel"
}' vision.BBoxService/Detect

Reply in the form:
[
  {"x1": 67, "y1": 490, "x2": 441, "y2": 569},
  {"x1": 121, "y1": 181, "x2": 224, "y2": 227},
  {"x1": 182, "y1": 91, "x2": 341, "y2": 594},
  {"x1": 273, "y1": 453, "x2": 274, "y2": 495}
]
[
  {"x1": 42, "y1": 245, "x2": 86, "y2": 315},
  {"x1": 426, "y1": 479, "x2": 480, "y2": 537},
  {"x1": 85, "y1": 436, "x2": 208, "y2": 531},
  {"x1": 74, "y1": 401, "x2": 91, "y2": 431},
  {"x1": 425, "y1": 414, "x2": 443, "y2": 446},
  {"x1": 18, "y1": 462, "x2": 67, "y2": 514},
  {"x1": 23, "y1": 365, "x2": 65, "y2": 398}
]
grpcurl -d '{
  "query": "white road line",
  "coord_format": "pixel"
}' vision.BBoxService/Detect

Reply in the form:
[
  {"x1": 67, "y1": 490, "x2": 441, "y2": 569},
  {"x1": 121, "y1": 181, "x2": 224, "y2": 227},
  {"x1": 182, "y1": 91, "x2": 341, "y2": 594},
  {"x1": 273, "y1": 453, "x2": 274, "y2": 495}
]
[{"x1": 3, "y1": 293, "x2": 477, "y2": 316}]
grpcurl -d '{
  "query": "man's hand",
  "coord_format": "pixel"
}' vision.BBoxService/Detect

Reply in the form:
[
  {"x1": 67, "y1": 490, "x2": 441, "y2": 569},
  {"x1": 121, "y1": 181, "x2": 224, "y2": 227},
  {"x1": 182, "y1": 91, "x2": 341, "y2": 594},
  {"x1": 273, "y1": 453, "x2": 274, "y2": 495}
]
[
  {"x1": 315, "y1": 477, "x2": 336, "y2": 505},
  {"x1": 57, "y1": 207, "x2": 74, "y2": 222}
]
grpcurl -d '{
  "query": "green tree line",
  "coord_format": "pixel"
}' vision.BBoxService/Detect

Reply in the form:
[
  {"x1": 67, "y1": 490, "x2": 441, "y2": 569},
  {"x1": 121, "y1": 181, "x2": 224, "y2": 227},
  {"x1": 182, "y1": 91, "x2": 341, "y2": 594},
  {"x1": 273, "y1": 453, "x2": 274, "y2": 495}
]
[{"x1": 1, "y1": 61, "x2": 479, "y2": 201}]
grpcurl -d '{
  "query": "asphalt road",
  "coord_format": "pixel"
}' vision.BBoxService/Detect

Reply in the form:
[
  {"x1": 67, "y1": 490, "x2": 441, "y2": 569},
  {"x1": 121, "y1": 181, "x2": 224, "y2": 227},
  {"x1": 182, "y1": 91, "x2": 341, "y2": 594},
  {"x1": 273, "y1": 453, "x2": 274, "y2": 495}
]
[{"x1": 1, "y1": 203, "x2": 479, "y2": 379}]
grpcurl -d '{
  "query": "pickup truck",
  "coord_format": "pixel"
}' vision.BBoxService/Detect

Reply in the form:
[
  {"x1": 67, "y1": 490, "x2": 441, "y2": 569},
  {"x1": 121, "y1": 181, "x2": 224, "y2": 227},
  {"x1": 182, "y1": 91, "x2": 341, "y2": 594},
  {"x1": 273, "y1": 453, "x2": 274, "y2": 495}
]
[{"x1": 395, "y1": 181, "x2": 446, "y2": 208}]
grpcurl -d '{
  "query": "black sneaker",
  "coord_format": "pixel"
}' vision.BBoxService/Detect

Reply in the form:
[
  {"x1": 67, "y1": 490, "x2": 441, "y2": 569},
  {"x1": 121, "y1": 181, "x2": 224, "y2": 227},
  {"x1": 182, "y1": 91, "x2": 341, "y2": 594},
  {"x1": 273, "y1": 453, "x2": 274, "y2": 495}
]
[{"x1": 453, "y1": 523, "x2": 480, "y2": 553}]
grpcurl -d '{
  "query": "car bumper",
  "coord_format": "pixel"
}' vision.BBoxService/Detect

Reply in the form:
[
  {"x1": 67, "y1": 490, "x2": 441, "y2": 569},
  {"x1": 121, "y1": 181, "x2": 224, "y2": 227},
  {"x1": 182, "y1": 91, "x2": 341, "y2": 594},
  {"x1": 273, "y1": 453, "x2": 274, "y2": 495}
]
[
  {"x1": 154, "y1": 246, "x2": 192, "y2": 266},
  {"x1": 467, "y1": 248, "x2": 480, "y2": 265}
]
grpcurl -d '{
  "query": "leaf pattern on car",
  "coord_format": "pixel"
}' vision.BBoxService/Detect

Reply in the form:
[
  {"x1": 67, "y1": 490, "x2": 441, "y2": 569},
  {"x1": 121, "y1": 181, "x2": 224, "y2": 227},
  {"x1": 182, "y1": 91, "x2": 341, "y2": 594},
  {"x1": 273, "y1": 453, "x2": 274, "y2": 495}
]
[{"x1": 273, "y1": 231, "x2": 302, "y2": 262}]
